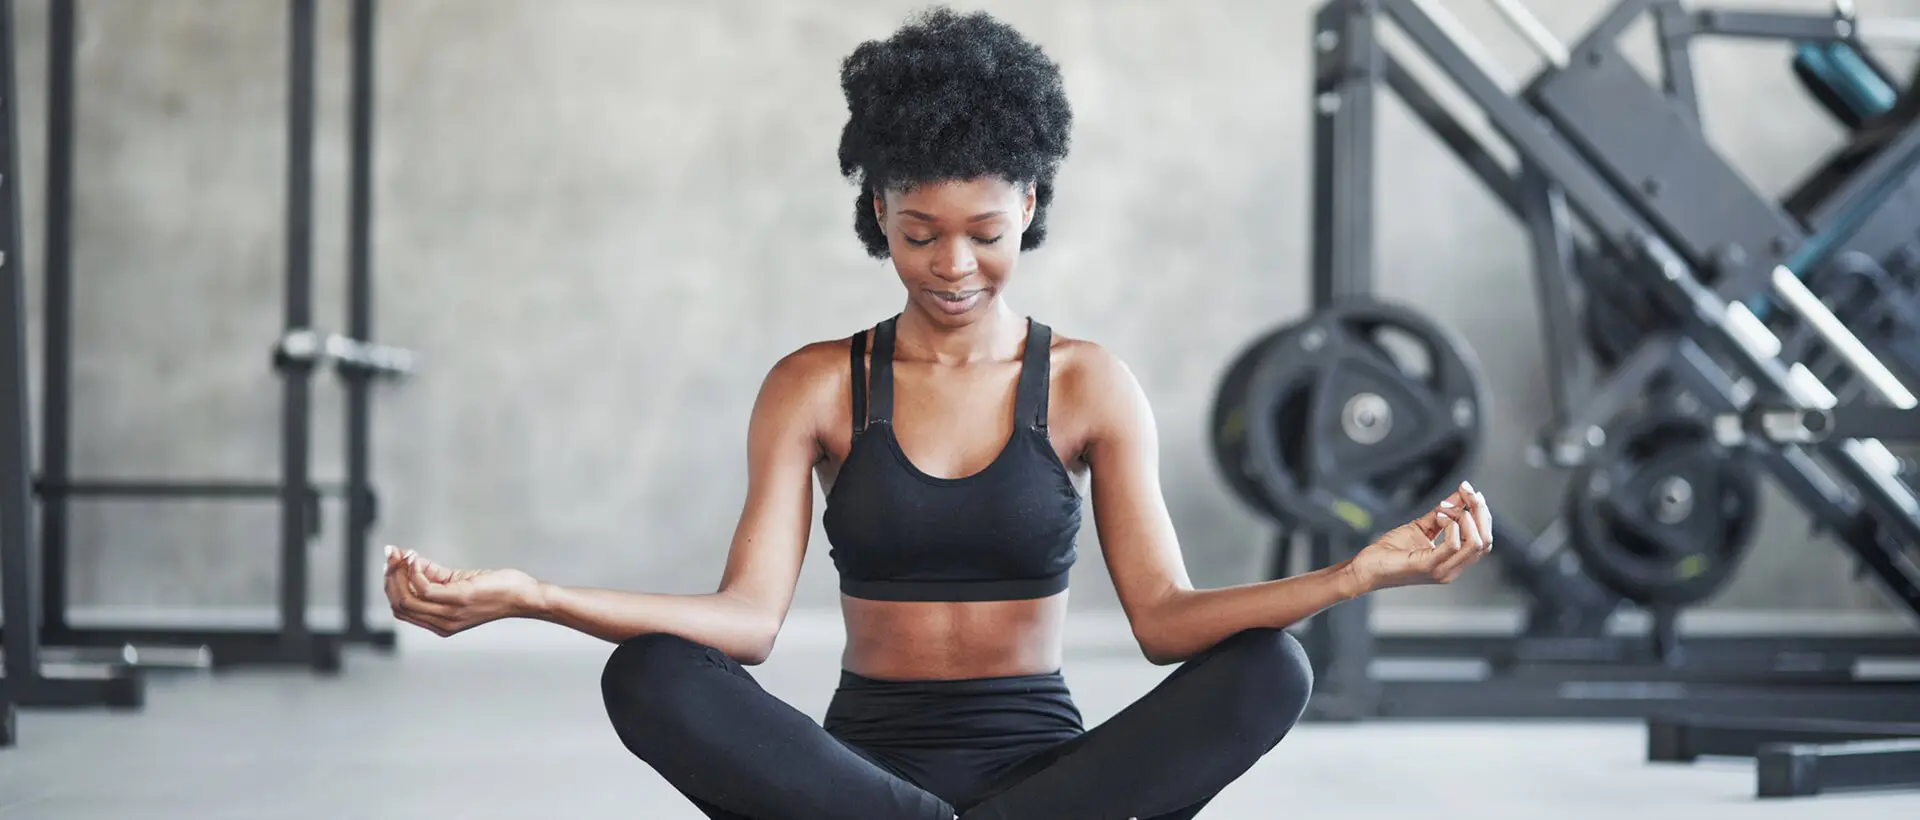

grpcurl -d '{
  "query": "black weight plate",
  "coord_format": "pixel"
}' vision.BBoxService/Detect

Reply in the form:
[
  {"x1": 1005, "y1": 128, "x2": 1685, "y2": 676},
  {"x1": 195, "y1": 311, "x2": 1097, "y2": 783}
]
[
  {"x1": 1209, "y1": 324, "x2": 1299, "y2": 523},
  {"x1": 1237, "y1": 298, "x2": 1486, "y2": 540},
  {"x1": 1564, "y1": 413, "x2": 1760, "y2": 607}
]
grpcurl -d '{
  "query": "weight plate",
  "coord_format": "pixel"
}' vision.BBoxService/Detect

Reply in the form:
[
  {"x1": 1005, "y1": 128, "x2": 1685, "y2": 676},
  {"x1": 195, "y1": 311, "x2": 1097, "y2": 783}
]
[
  {"x1": 1209, "y1": 324, "x2": 1299, "y2": 523},
  {"x1": 1228, "y1": 298, "x2": 1486, "y2": 539},
  {"x1": 1564, "y1": 413, "x2": 1760, "y2": 607}
]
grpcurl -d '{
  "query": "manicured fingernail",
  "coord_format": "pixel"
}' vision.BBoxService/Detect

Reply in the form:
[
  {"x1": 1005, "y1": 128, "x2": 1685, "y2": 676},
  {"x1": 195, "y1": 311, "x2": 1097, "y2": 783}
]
[
  {"x1": 384, "y1": 545, "x2": 395, "y2": 558},
  {"x1": 1440, "y1": 500, "x2": 1454, "y2": 508},
  {"x1": 1462, "y1": 480, "x2": 1475, "y2": 493}
]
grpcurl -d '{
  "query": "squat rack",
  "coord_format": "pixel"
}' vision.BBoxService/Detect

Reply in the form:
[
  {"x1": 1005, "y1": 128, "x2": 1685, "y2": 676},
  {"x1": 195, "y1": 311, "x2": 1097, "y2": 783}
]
[{"x1": 3, "y1": 0, "x2": 410, "y2": 746}]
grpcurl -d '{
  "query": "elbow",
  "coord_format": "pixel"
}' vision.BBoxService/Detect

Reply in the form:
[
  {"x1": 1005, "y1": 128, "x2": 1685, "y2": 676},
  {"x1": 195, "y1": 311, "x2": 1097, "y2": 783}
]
[
  {"x1": 1129, "y1": 591, "x2": 1194, "y2": 666},
  {"x1": 1136, "y1": 636, "x2": 1186, "y2": 667},
  {"x1": 1131, "y1": 620, "x2": 1186, "y2": 667},
  {"x1": 733, "y1": 614, "x2": 784, "y2": 666}
]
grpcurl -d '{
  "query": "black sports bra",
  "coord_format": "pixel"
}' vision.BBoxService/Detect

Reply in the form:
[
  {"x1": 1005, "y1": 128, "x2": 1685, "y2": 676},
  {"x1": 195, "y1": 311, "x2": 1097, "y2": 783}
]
[{"x1": 821, "y1": 316, "x2": 1082, "y2": 602}]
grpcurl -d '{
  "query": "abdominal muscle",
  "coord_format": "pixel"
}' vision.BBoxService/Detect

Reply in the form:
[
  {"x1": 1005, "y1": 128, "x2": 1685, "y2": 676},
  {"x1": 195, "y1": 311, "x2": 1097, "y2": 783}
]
[{"x1": 839, "y1": 592, "x2": 1070, "y2": 681}]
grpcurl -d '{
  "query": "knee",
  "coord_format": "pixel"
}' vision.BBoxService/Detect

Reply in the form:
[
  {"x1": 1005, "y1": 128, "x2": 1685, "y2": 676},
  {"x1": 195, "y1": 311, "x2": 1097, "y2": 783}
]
[
  {"x1": 599, "y1": 632, "x2": 713, "y2": 725},
  {"x1": 1215, "y1": 628, "x2": 1314, "y2": 734}
]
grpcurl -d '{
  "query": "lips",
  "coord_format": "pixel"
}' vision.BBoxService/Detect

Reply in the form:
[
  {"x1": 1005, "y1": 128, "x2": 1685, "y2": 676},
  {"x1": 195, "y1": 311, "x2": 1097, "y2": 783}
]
[{"x1": 926, "y1": 288, "x2": 984, "y2": 314}]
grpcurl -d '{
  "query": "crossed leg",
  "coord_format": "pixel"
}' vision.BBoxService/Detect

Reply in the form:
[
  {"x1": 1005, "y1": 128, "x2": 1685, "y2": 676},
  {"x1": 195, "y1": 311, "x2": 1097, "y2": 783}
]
[
  {"x1": 601, "y1": 628, "x2": 1312, "y2": 820},
  {"x1": 957, "y1": 628, "x2": 1313, "y2": 820},
  {"x1": 600, "y1": 633, "x2": 955, "y2": 820}
]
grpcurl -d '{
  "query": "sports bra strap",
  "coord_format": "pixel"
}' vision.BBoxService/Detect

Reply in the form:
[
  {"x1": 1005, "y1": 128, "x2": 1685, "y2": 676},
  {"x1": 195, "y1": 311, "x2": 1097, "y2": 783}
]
[
  {"x1": 849, "y1": 329, "x2": 868, "y2": 437},
  {"x1": 1016, "y1": 320, "x2": 1052, "y2": 431},
  {"x1": 867, "y1": 318, "x2": 898, "y2": 426}
]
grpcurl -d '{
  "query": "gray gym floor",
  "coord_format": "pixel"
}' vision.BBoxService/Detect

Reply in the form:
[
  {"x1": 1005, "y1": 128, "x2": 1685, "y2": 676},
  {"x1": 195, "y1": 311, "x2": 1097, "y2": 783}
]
[{"x1": 5, "y1": 620, "x2": 1919, "y2": 820}]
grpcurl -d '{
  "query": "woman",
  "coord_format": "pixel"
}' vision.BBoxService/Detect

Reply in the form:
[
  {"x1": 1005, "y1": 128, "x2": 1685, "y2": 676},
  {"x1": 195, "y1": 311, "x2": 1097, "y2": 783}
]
[{"x1": 383, "y1": 8, "x2": 1492, "y2": 819}]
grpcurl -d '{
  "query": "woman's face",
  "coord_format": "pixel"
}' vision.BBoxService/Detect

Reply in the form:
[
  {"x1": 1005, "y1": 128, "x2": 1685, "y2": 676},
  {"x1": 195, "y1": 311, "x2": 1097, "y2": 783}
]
[{"x1": 874, "y1": 177, "x2": 1035, "y2": 326}]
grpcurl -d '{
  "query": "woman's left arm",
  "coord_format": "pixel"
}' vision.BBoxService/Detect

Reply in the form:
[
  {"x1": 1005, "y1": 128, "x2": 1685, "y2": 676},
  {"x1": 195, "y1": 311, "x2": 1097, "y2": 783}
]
[{"x1": 1076, "y1": 345, "x2": 1465, "y2": 665}]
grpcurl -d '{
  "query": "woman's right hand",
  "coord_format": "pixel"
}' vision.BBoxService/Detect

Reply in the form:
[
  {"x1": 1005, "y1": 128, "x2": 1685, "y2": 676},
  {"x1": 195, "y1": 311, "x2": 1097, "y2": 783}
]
[
  {"x1": 1346, "y1": 482, "x2": 1493, "y2": 594},
  {"x1": 383, "y1": 546, "x2": 544, "y2": 637}
]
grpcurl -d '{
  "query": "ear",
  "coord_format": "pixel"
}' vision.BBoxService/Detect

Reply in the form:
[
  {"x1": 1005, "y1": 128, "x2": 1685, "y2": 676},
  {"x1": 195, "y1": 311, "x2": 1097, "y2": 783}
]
[
  {"x1": 1022, "y1": 183, "x2": 1037, "y2": 229},
  {"x1": 871, "y1": 188, "x2": 888, "y2": 227}
]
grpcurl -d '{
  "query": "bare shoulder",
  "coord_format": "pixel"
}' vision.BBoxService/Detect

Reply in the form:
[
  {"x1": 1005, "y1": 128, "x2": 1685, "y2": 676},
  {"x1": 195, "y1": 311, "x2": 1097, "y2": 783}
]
[
  {"x1": 748, "y1": 335, "x2": 863, "y2": 448},
  {"x1": 1046, "y1": 329, "x2": 1152, "y2": 428}
]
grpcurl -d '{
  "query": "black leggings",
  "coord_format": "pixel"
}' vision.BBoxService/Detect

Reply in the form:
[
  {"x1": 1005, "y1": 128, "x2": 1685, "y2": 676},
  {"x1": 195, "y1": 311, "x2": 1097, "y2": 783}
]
[{"x1": 600, "y1": 628, "x2": 1314, "y2": 820}]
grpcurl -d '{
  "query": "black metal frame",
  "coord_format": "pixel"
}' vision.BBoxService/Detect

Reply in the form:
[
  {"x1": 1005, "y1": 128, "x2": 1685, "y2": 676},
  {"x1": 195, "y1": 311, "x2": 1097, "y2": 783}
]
[
  {"x1": 2, "y1": 0, "x2": 404, "y2": 678},
  {"x1": 0, "y1": 0, "x2": 142, "y2": 748},
  {"x1": 1297, "y1": 0, "x2": 1920, "y2": 751}
]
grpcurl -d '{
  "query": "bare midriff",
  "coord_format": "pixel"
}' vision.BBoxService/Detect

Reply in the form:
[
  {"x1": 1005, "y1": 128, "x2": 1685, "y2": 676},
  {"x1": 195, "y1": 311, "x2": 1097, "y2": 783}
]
[{"x1": 839, "y1": 592, "x2": 1069, "y2": 681}]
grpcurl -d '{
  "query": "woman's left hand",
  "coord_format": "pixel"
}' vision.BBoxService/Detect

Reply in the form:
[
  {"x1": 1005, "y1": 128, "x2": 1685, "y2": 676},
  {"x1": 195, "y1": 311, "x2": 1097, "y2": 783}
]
[{"x1": 383, "y1": 545, "x2": 542, "y2": 637}]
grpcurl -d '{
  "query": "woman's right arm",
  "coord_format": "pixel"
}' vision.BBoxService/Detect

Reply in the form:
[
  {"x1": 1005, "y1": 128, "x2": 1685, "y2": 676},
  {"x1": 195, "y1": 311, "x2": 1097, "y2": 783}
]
[{"x1": 520, "y1": 346, "x2": 833, "y2": 664}]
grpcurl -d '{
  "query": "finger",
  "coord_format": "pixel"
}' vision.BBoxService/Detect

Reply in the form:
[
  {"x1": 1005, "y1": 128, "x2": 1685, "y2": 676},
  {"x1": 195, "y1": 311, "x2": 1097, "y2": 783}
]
[
  {"x1": 1417, "y1": 498, "x2": 1465, "y2": 539},
  {"x1": 392, "y1": 609, "x2": 453, "y2": 637},
  {"x1": 1459, "y1": 482, "x2": 1492, "y2": 545},
  {"x1": 1455, "y1": 498, "x2": 1485, "y2": 551},
  {"x1": 1424, "y1": 516, "x2": 1462, "y2": 565},
  {"x1": 392, "y1": 586, "x2": 463, "y2": 622},
  {"x1": 418, "y1": 557, "x2": 457, "y2": 584},
  {"x1": 1438, "y1": 530, "x2": 1484, "y2": 576},
  {"x1": 1425, "y1": 509, "x2": 1455, "y2": 546},
  {"x1": 405, "y1": 558, "x2": 470, "y2": 606},
  {"x1": 1474, "y1": 492, "x2": 1494, "y2": 551}
]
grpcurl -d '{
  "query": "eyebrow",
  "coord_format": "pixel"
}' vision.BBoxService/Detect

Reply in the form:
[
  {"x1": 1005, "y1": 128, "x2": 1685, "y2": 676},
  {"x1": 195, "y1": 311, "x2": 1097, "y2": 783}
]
[{"x1": 900, "y1": 209, "x2": 1006, "y2": 223}]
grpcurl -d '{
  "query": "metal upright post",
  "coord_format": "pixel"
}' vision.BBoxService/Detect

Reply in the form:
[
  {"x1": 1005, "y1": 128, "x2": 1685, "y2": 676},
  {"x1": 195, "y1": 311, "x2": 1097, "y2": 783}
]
[
  {"x1": 37, "y1": 0, "x2": 75, "y2": 640},
  {"x1": 278, "y1": 0, "x2": 324, "y2": 670},
  {"x1": 341, "y1": 0, "x2": 394, "y2": 651},
  {"x1": 0, "y1": 0, "x2": 36, "y2": 732},
  {"x1": 1302, "y1": 0, "x2": 1383, "y2": 721}
]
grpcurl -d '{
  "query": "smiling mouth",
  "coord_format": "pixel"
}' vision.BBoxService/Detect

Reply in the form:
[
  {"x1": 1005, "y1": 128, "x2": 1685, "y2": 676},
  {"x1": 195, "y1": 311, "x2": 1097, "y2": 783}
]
[{"x1": 929, "y1": 290, "x2": 980, "y2": 302}]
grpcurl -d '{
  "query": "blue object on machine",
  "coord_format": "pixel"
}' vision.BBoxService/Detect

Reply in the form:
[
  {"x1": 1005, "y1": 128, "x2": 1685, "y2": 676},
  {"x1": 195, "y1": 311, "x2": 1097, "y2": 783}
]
[
  {"x1": 1743, "y1": 43, "x2": 1907, "y2": 320},
  {"x1": 1793, "y1": 40, "x2": 1898, "y2": 126}
]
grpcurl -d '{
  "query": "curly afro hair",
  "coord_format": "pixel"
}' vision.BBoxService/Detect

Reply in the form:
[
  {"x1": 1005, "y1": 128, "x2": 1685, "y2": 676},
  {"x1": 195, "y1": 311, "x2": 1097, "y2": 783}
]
[{"x1": 837, "y1": 7, "x2": 1074, "y2": 259}]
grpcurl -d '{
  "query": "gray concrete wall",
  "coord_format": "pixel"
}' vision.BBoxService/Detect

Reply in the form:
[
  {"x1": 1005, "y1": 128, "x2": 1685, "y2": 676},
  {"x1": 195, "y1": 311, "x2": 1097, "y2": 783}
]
[{"x1": 12, "y1": 0, "x2": 1917, "y2": 625}]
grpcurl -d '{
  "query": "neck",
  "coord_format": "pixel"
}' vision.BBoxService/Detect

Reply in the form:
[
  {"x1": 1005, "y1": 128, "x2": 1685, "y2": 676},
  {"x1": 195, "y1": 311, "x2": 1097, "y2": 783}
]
[{"x1": 894, "y1": 300, "x2": 1024, "y2": 365}]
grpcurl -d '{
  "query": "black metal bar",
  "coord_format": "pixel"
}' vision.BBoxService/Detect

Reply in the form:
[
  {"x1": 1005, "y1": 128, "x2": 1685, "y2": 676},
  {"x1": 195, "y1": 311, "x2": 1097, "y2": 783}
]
[
  {"x1": 1651, "y1": 1, "x2": 1700, "y2": 123},
  {"x1": 1649, "y1": 715, "x2": 1920, "y2": 762},
  {"x1": 342, "y1": 0, "x2": 383, "y2": 647},
  {"x1": 1302, "y1": 0, "x2": 1382, "y2": 722},
  {"x1": 0, "y1": 0, "x2": 37, "y2": 714},
  {"x1": 39, "y1": 0, "x2": 76, "y2": 636},
  {"x1": 1, "y1": 692, "x2": 12, "y2": 746},
  {"x1": 1676, "y1": 8, "x2": 1853, "y2": 43},
  {"x1": 1364, "y1": 679, "x2": 1920, "y2": 721},
  {"x1": 1758, "y1": 738, "x2": 1920, "y2": 797},
  {"x1": 40, "y1": 626, "x2": 348, "y2": 671},
  {"x1": 1376, "y1": 632, "x2": 1920, "y2": 660},
  {"x1": 1518, "y1": 164, "x2": 1583, "y2": 423},
  {"x1": 280, "y1": 0, "x2": 318, "y2": 657},
  {"x1": 34, "y1": 479, "x2": 343, "y2": 499}
]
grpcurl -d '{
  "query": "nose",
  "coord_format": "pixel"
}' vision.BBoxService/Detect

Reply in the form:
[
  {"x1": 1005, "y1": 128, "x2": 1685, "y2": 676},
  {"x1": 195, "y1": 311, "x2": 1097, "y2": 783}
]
[{"x1": 930, "y1": 240, "x2": 977, "y2": 283}]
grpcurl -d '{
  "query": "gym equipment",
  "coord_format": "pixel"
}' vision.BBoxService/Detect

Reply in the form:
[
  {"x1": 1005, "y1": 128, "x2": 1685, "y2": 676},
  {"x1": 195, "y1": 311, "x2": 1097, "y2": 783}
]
[
  {"x1": 1210, "y1": 297, "x2": 1484, "y2": 541},
  {"x1": 1649, "y1": 716, "x2": 1920, "y2": 798},
  {"x1": 0, "y1": 0, "x2": 142, "y2": 747},
  {"x1": 1564, "y1": 411, "x2": 1761, "y2": 607},
  {"x1": 1276, "y1": 0, "x2": 1920, "y2": 776},
  {"x1": 0, "y1": 0, "x2": 407, "y2": 681}
]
